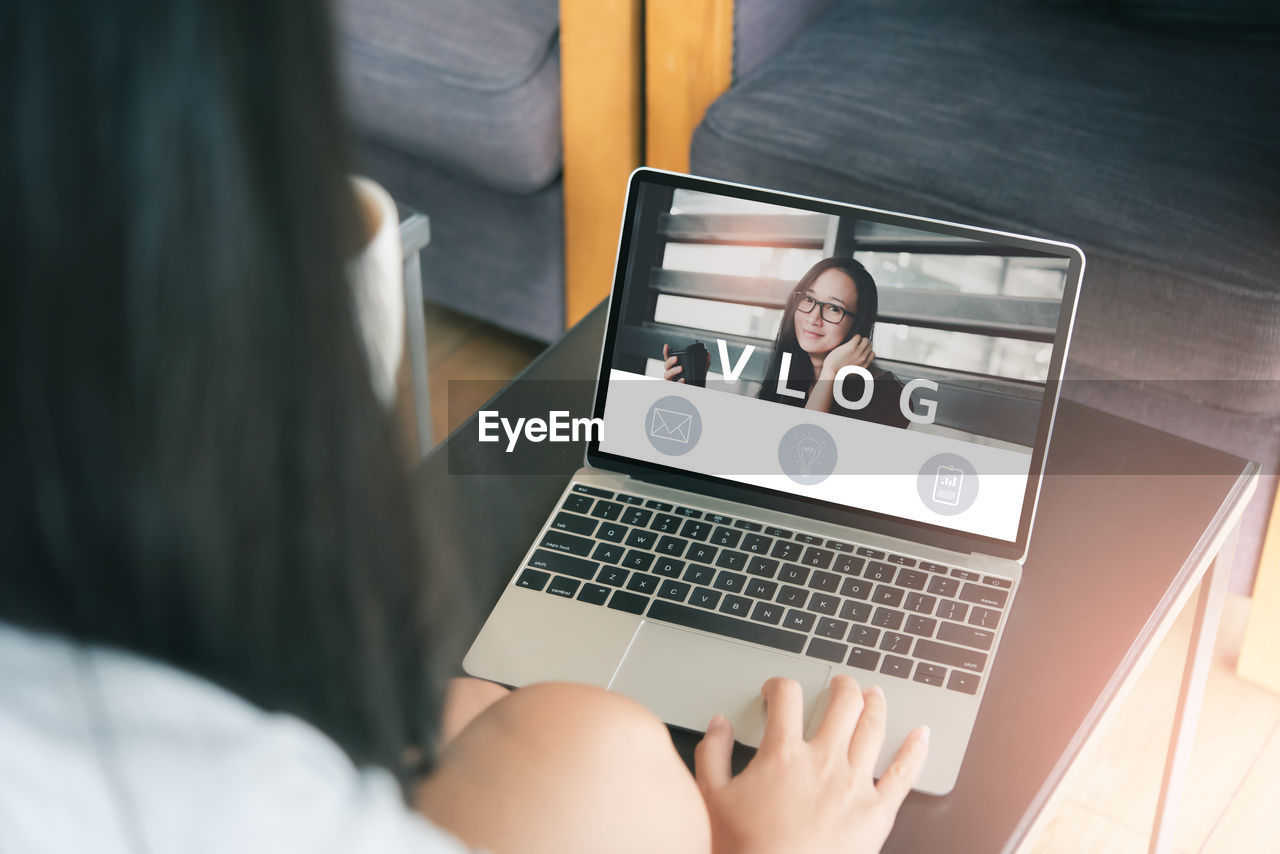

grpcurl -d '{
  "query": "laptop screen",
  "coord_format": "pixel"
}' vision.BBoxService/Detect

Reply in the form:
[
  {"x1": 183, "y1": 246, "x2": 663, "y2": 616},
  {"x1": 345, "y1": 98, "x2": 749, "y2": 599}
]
[{"x1": 589, "y1": 171, "x2": 1082, "y2": 555}]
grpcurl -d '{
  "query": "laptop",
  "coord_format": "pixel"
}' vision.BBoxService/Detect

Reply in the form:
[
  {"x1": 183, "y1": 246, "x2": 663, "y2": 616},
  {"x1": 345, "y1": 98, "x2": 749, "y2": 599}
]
[{"x1": 464, "y1": 169, "x2": 1084, "y2": 795}]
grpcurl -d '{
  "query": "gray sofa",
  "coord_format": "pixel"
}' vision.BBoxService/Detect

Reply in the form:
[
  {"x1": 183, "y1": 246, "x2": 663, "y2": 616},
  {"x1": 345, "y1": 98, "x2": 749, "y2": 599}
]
[{"x1": 689, "y1": 0, "x2": 1279, "y2": 589}]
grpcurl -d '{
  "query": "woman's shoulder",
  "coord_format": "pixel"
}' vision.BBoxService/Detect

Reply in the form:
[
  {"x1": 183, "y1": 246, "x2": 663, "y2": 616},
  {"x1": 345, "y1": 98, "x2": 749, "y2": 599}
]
[{"x1": 0, "y1": 622, "x2": 472, "y2": 854}]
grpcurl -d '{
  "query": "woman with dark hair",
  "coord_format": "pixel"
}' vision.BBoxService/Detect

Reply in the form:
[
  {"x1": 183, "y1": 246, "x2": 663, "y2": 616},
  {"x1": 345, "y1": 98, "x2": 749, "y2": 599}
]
[
  {"x1": 1, "y1": 2, "x2": 925, "y2": 852},
  {"x1": 756, "y1": 257, "x2": 908, "y2": 428}
]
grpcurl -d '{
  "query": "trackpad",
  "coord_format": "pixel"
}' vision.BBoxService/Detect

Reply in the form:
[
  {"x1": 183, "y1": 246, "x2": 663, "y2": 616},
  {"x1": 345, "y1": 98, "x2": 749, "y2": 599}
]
[{"x1": 609, "y1": 622, "x2": 831, "y2": 746}]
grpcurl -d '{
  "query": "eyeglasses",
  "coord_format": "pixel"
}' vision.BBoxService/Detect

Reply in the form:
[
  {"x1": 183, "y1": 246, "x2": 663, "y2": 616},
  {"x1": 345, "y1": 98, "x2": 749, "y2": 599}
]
[{"x1": 794, "y1": 292, "x2": 853, "y2": 324}]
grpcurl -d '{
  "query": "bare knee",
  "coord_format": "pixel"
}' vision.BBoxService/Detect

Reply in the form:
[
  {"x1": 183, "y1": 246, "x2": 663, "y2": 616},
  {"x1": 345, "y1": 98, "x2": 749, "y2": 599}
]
[{"x1": 420, "y1": 682, "x2": 709, "y2": 854}]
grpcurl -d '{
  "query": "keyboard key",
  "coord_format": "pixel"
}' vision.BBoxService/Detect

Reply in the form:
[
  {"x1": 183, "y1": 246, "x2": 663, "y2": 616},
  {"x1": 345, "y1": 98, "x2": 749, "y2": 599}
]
[
  {"x1": 620, "y1": 507, "x2": 652, "y2": 527},
  {"x1": 807, "y1": 570, "x2": 840, "y2": 593},
  {"x1": 947, "y1": 671, "x2": 980, "y2": 695},
  {"x1": 783, "y1": 609, "x2": 816, "y2": 632},
  {"x1": 807, "y1": 592, "x2": 839, "y2": 616},
  {"x1": 920, "y1": 561, "x2": 950, "y2": 573},
  {"x1": 648, "y1": 600, "x2": 804, "y2": 653},
  {"x1": 795, "y1": 533, "x2": 823, "y2": 545},
  {"x1": 894, "y1": 568, "x2": 928, "y2": 590},
  {"x1": 747, "y1": 556, "x2": 780, "y2": 577},
  {"x1": 652, "y1": 557, "x2": 686, "y2": 578},
  {"x1": 904, "y1": 615, "x2": 937, "y2": 637},
  {"x1": 545, "y1": 578, "x2": 581, "y2": 599},
  {"x1": 815, "y1": 617, "x2": 850, "y2": 640},
  {"x1": 673, "y1": 506, "x2": 702, "y2": 518},
  {"x1": 745, "y1": 578, "x2": 778, "y2": 600},
  {"x1": 573, "y1": 484, "x2": 612, "y2": 498},
  {"x1": 625, "y1": 529, "x2": 657, "y2": 550},
  {"x1": 715, "y1": 549, "x2": 747, "y2": 571},
  {"x1": 658, "y1": 579, "x2": 691, "y2": 602},
  {"x1": 562, "y1": 494, "x2": 594, "y2": 514},
  {"x1": 833, "y1": 554, "x2": 865, "y2": 574},
  {"x1": 597, "y1": 566, "x2": 629, "y2": 587},
  {"x1": 939, "y1": 622, "x2": 995, "y2": 651},
  {"x1": 750, "y1": 602, "x2": 784, "y2": 625},
  {"x1": 517, "y1": 568, "x2": 550, "y2": 590},
  {"x1": 733, "y1": 519, "x2": 762, "y2": 531},
  {"x1": 718, "y1": 594, "x2": 751, "y2": 618},
  {"x1": 856, "y1": 546, "x2": 885, "y2": 559},
  {"x1": 806, "y1": 637, "x2": 848, "y2": 663},
  {"x1": 770, "y1": 540, "x2": 803, "y2": 561},
  {"x1": 951, "y1": 568, "x2": 980, "y2": 581},
  {"x1": 878, "y1": 631, "x2": 912, "y2": 655},
  {"x1": 608, "y1": 590, "x2": 648, "y2": 614},
  {"x1": 802, "y1": 547, "x2": 835, "y2": 569},
  {"x1": 914, "y1": 639, "x2": 989, "y2": 672},
  {"x1": 839, "y1": 600, "x2": 872, "y2": 623},
  {"x1": 914, "y1": 663, "x2": 946, "y2": 687},
  {"x1": 710, "y1": 526, "x2": 742, "y2": 547},
  {"x1": 763, "y1": 526, "x2": 792, "y2": 538},
  {"x1": 865, "y1": 562, "x2": 896, "y2": 583},
  {"x1": 656, "y1": 536, "x2": 687, "y2": 557},
  {"x1": 591, "y1": 500, "x2": 623, "y2": 521},
  {"x1": 527, "y1": 549, "x2": 598, "y2": 580},
  {"x1": 621, "y1": 550, "x2": 654, "y2": 572},
  {"x1": 888, "y1": 554, "x2": 917, "y2": 566},
  {"x1": 576, "y1": 582, "x2": 610, "y2": 605},
  {"x1": 689, "y1": 587, "x2": 722, "y2": 609},
  {"x1": 826, "y1": 540, "x2": 854, "y2": 552},
  {"x1": 872, "y1": 585, "x2": 904, "y2": 607},
  {"x1": 651, "y1": 513, "x2": 682, "y2": 534},
  {"x1": 778, "y1": 563, "x2": 810, "y2": 585},
  {"x1": 539, "y1": 530, "x2": 593, "y2": 556},
  {"x1": 936, "y1": 600, "x2": 968, "y2": 621},
  {"x1": 840, "y1": 577, "x2": 873, "y2": 599},
  {"x1": 712, "y1": 570, "x2": 746, "y2": 593},
  {"x1": 984, "y1": 576, "x2": 1013, "y2": 589},
  {"x1": 592, "y1": 542, "x2": 625, "y2": 564},
  {"x1": 551, "y1": 512, "x2": 597, "y2": 536},
  {"x1": 847, "y1": 647, "x2": 880, "y2": 670},
  {"x1": 850, "y1": 625, "x2": 880, "y2": 647},
  {"x1": 596, "y1": 522, "x2": 628, "y2": 543},
  {"x1": 687, "y1": 543, "x2": 718, "y2": 564},
  {"x1": 683, "y1": 564, "x2": 715, "y2": 586},
  {"x1": 740, "y1": 534, "x2": 773, "y2": 554},
  {"x1": 968, "y1": 606, "x2": 1001, "y2": 629},
  {"x1": 616, "y1": 493, "x2": 645, "y2": 506},
  {"x1": 681, "y1": 520, "x2": 713, "y2": 541},
  {"x1": 625, "y1": 573, "x2": 658, "y2": 595},
  {"x1": 871, "y1": 607, "x2": 904, "y2": 630},
  {"x1": 644, "y1": 499, "x2": 673, "y2": 511},
  {"x1": 928, "y1": 576, "x2": 960, "y2": 597},
  {"x1": 776, "y1": 585, "x2": 808, "y2": 607},
  {"x1": 904, "y1": 592, "x2": 937, "y2": 614},
  {"x1": 960, "y1": 583, "x2": 1009, "y2": 609},
  {"x1": 880, "y1": 655, "x2": 912, "y2": 679}
]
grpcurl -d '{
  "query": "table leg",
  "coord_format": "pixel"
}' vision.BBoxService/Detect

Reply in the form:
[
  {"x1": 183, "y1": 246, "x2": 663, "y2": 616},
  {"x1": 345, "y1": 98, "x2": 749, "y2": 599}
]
[
  {"x1": 403, "y1": 248, "x2": 433, "y2": 455},
  {"x1": 1149, "y1": 522, "x2": 1239, "y2": 854}
]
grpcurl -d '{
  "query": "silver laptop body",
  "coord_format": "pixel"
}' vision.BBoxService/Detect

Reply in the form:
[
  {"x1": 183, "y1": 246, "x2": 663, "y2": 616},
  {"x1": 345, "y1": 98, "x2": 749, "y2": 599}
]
[{"x1": 465, "y1": 169, "x2": 1084, "y2": 795}]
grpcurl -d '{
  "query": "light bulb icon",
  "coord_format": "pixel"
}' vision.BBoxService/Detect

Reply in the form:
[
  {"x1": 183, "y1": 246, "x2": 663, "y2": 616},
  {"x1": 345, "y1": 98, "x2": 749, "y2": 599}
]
[{"x1": 797, "y1": 437, "x2": 822, "y2": 476}]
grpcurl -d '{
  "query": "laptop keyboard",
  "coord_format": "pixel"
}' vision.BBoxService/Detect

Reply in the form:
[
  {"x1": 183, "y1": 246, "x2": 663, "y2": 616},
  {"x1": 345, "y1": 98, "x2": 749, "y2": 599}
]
[{"x1": 515, "y1": 484, "x2": 1013, "y2": 695}]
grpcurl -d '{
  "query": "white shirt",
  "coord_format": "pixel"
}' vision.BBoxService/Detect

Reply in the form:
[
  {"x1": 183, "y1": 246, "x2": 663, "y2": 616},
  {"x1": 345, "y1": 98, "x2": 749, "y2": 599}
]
[{"x1": 0, "y1": 622, "x2": 470, "y2": 854}]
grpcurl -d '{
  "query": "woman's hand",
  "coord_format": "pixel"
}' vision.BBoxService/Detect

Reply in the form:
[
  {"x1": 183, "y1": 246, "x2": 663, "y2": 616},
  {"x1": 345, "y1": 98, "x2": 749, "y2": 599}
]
[
  {"x1": 818, "y1": 335, "x2": 874, "y2": 380},
  {"x1": 662, "y1": 344, "x2": 685, "y2": 382},
  {"x1": 695, "y1": 676, "x2": 929, "y2": 854}
]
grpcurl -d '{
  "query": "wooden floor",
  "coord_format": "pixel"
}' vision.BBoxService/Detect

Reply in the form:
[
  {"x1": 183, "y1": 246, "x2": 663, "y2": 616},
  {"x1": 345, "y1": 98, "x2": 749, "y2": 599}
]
[{"x1": 415, "y1": 308, "x2": 1279, "y2": 853}]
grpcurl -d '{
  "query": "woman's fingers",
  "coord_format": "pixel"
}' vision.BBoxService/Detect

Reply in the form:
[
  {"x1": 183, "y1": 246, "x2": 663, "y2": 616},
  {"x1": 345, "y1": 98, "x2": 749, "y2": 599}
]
[
  {"x1": 874, "y1": 725, "x2": 930, "y2": 810},
  {"x1": 759, "y1": 677, "x2": 805, "y2": 752},
  {"x1": 847, "y1": 684, "x2": 888, "y2": 775},
  {"x1": 810, "y1": 675, "x2": 864, "y2": 751},
  {"x1": 694, "y1": 715, "x2": 734, "y2": 796}
]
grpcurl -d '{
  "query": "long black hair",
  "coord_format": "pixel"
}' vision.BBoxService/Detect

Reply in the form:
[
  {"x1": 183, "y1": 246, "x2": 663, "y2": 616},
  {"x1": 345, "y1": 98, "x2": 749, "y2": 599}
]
[
  {"x1": 758, "y1": 256, "x2": 880, "y2": 403},
  {"x1": 1, "y1": 0, "x2": 451, "y2": 785}
]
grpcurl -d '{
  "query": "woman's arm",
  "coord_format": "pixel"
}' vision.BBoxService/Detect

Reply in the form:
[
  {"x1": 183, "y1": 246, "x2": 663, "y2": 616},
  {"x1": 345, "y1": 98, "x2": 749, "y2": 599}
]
[{"x1": 805, "y1": 335, "x2": 874, "y2": 413}]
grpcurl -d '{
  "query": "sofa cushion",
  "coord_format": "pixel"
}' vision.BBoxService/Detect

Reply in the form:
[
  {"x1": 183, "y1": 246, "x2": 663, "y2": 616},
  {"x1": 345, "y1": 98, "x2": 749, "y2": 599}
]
[
  {"x1": 691, "y1": 0, "x2": 1280, "y2": 414},
  {"x1": 338, "y1": 0, "x2": 561, "y2": 195}
]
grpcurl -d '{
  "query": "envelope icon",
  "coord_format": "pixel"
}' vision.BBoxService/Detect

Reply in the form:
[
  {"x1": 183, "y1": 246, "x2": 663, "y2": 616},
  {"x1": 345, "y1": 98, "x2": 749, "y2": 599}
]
[{"x1": 650, "y1": 407, "x2": 693, "y2": 444}]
